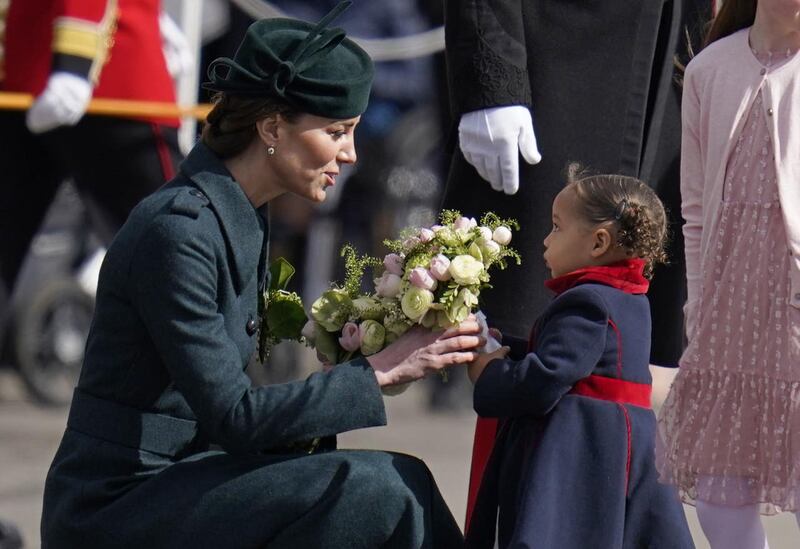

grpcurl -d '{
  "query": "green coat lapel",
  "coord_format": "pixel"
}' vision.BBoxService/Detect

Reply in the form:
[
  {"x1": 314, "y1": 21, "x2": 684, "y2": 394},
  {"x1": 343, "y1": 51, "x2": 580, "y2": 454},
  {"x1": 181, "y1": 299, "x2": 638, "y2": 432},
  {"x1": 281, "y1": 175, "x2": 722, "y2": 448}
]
[{"x1": 179, "y1": 143, "x2": 268, "y2": 293}]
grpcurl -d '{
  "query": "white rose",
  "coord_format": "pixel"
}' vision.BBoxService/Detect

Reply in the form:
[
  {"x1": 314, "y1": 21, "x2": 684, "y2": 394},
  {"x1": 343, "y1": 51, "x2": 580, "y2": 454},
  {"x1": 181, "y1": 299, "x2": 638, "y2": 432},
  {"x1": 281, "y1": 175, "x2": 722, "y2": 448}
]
[
  {"x1": 448, "y1": 255, "x2": 484, "y2": 285},
  {"x1": 481, "y1": 239, "x2": 501, "y2": 258},
  {"x1": 492, "y1": 226, "x2": 512, "y2": 245}
]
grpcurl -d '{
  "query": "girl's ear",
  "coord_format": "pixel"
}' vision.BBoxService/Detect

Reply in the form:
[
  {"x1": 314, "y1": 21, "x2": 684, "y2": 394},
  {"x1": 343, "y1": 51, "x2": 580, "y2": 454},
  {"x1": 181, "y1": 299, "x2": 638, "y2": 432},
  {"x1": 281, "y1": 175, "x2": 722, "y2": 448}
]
[
  {"x1": 255, "y1": 115, "x2": 280, "y2": 147},
  {"x1": 590, "y1": 228, "x2": 613, "y2": 258}
]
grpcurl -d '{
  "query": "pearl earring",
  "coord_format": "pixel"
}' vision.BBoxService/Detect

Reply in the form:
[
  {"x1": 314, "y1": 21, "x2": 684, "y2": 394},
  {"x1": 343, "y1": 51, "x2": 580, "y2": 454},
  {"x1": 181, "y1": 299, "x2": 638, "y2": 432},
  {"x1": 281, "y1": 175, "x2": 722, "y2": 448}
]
[{"x1": 267, "y1": 146, "x2": 276, "y2": 156}]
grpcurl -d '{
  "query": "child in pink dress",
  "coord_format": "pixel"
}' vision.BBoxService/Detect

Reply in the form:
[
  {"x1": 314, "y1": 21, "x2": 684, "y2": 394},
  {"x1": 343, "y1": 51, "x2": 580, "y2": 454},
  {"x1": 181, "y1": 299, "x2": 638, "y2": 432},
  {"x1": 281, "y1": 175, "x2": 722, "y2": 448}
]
[{"x1": 657, "y1": 0, "x2": 800, "y2": 547}]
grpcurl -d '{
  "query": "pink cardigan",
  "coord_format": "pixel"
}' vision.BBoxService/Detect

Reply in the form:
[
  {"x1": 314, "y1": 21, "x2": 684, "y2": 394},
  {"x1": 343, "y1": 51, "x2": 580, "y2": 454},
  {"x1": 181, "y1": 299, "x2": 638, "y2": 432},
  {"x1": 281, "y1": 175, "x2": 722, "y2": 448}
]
[{"x1": 681, "y1": 27, "x2": 800, "y2": 334}]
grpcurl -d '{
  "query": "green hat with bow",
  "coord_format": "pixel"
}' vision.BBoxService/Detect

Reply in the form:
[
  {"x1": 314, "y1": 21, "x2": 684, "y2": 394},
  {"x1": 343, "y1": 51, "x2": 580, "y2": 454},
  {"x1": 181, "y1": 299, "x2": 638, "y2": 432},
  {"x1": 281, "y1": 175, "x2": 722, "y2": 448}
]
[{"x1": 203, "y1": 1, "x2": 373, "y2": 120}]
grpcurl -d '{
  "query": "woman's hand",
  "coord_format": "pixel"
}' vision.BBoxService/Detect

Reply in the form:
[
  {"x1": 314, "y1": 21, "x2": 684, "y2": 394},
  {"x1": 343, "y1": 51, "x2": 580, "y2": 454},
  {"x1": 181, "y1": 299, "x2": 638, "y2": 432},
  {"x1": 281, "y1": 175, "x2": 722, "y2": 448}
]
[
  {"x1": 366, "y1": 317, "x2": 483, "y2": 388},
  {"x1": 467, "y1": 345, "x2": 510, "y2": 384}
]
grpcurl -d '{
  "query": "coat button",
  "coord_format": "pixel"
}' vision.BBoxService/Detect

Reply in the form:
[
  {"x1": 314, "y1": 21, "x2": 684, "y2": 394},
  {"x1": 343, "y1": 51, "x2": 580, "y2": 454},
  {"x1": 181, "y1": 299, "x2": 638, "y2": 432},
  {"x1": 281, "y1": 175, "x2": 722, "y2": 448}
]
[
  {"x1": 189, "y1": 189, "x2": 205, "y2": 198},
  {"x1": 767, "y1": 108, "x2": 774, "y2": 116},
  {"x1": 246, "y1": 318, "x2": 259, "y2": 336},
  {"x1": 760, "y1": 68, "x2": 767, "y2": 75}
]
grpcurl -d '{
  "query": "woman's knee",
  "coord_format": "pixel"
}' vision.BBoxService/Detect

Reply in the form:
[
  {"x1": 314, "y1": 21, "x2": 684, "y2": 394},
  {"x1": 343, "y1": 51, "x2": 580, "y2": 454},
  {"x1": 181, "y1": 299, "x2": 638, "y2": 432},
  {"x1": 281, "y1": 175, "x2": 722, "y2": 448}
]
[{"x1": 347, "y1": 451, "x2": 432, "y2": 496}]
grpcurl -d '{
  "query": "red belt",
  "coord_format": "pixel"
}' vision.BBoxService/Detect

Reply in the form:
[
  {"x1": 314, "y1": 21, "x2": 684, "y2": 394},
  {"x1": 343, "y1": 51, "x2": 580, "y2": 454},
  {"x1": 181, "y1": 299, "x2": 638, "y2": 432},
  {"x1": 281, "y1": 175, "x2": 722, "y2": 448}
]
[{"x1": 569, "y1": 374, "x2": 651, "y2": 408}]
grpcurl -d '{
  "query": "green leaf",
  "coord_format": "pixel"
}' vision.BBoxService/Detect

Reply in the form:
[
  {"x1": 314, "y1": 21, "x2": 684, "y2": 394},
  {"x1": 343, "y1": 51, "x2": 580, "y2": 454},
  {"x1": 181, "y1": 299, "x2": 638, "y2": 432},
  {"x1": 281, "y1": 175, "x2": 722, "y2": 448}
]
[
  {"x1": 266, "y1": 291, "x2": 308, "y2": 340},
  {"x1": 269, "y1": 257, "x2": 296, "y2": 291},
  {"x1": 313, "y1": 324, "x2": 340, "y2": 364}
]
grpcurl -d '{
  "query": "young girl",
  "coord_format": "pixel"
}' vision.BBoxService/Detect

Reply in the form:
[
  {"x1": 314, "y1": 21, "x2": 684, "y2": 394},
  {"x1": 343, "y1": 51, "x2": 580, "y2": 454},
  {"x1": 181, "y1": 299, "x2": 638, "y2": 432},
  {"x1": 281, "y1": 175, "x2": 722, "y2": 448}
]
[
  {"x1": 657, "y1": 1, "x2": 800, "y2": 547},
  {"x1": 465, "y1": 166, "x2": 694, "y2": 548}
]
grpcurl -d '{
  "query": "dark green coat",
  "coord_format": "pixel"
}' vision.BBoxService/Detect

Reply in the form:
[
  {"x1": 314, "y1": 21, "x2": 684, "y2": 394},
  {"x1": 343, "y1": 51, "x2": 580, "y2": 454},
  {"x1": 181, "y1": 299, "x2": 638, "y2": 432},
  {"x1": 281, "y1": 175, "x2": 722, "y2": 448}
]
[{"x1": 41, "y1": 143, "x2": 462, "y2": 548}]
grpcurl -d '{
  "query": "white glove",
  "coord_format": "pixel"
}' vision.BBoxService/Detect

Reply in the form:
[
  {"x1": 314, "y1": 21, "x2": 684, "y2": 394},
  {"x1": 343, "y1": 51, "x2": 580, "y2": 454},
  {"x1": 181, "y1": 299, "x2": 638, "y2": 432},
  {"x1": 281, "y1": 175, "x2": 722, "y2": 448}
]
[
  {"x1": 159, "y1": 11, "x2": 194, "y2": 79},
  {"x1": 458, "y1": 105, "x2": 542, "y2": 195},
  {"x1": 26, "y1": 72, "x2": 93, "y2": 134}
]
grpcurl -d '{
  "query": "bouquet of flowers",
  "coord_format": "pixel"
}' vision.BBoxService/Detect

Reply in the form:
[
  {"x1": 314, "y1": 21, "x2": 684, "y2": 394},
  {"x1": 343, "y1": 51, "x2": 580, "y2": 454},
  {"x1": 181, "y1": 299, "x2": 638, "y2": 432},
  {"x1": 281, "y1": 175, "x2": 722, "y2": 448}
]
[{"x1": 302, "y1": 210, "x2": 520, "y2": 376}]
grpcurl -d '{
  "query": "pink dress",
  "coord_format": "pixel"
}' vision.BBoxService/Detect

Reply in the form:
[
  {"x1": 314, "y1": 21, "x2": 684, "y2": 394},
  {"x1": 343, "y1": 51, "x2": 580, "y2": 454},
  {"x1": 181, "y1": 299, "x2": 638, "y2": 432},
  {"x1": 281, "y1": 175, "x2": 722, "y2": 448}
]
[{"x1": 658, "y1": 56, "x2": 800, "y2": 514}]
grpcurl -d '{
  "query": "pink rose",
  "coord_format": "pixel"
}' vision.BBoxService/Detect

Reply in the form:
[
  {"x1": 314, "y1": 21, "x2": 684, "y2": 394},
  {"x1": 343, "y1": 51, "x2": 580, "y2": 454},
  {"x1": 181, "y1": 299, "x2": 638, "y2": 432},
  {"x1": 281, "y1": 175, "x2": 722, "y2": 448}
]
[
  {"x1": 429, "y1": 254, "x2": 452, "y2": 281},
  {"x1": 383, "y1": 253, "x2": 404, "y2": 275},
  {"x1": 338, "y1": 322, "x2": 361, "y2": 352},
  {"x1": 453, "y1": 216, "x2": 473, "y2": 231},
  {"x1": 403, "y1": 236, "x2": 421, "y2": 250},
  {"x1": 375, "y1": 272, "x2": 402, "y2": 297},
  {"x1": 409, "y1": 267, "x2": 437, "y2": 291},
  {"x1": 418, "y1": 228, "x2": 435, "y2": 242},
  {"x1": 431, "y1": 224, "x2": 445, "y2": 232}
]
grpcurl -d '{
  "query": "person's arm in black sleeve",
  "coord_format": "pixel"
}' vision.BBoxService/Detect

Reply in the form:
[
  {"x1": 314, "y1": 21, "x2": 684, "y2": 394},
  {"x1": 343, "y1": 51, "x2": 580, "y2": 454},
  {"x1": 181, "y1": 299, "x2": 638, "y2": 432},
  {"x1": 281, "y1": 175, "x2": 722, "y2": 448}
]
[{"x1": 444, "y1": 0, "x2": 530, "y2": 115}]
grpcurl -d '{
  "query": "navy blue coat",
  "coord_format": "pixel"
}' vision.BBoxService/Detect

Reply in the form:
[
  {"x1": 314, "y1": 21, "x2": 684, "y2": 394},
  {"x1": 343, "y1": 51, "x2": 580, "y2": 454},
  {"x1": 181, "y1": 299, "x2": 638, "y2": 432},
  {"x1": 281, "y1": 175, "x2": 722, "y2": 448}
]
[
  {"x1": 41, "y1": 143, "x2": 462, "y2": 548},
  {"x1": 466, "y1": 273, "x2": 694, "y2": 548}
]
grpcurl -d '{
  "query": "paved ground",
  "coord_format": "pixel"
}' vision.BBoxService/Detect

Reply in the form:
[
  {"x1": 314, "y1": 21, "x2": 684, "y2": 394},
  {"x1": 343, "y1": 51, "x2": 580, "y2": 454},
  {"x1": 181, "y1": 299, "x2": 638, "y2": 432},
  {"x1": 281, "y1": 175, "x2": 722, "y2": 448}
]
[{"x1": 1, "y1": 368, "x2": 797, "y2": 548}]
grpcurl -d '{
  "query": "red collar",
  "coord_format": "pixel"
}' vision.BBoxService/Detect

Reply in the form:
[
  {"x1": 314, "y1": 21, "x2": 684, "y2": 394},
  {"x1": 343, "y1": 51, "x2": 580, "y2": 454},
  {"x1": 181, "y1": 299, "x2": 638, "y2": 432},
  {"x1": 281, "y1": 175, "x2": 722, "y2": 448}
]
[{"x1": 544, "y1": 259, "x2": 649, "y2": 296}]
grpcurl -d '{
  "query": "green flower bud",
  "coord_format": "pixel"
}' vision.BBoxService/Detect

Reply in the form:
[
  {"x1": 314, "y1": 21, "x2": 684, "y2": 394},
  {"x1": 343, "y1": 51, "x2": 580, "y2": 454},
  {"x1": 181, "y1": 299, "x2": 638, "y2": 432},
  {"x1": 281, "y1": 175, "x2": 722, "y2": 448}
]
[
  {"x1": 352, "y1": 296, "x2": 385, "y2": 321},
  {"x1": 310, "y1": 289, "x2": 351, "y2": 332},
  {"x1": 359, "y1": 319, "x2": 386, "y2": 356},
  {"x1": 448, "y1": 288, "x2": 478, "y2": 324},
  {"x1": 400, "y1": 287, "x2": 435, "y2": 321}
]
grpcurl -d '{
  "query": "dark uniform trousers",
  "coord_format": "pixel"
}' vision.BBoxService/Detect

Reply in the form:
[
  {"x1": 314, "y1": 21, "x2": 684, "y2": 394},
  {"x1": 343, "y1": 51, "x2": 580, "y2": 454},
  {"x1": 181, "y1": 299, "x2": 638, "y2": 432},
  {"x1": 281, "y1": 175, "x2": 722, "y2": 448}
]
[{"x1": 0, "y1": 111, "x2": 181, "y2": 297}]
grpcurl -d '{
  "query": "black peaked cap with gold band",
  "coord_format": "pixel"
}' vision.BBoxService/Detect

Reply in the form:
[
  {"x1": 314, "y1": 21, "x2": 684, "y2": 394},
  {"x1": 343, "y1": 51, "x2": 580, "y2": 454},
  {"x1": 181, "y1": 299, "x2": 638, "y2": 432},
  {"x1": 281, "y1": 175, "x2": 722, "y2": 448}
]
[{"x1": 203, "y1": 0, "x2": 373, "y2": 120}]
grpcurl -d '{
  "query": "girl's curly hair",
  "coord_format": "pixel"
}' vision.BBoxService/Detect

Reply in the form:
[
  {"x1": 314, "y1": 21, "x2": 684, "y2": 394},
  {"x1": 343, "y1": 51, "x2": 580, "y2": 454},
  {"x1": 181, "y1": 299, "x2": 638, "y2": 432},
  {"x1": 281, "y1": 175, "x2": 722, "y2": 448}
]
[{"x1": 565, "y1": 163, "x2": 669, "y2": 278}]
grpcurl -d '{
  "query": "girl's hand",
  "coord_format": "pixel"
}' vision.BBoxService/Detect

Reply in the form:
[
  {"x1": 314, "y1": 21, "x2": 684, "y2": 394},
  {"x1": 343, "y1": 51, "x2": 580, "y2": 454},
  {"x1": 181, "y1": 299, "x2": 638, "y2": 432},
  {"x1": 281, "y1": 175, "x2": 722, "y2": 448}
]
[
  {"x1": 366, "y1": 316, "x2": 483, "y2": 388},
  {"x1": 467, "y1": 346, "x2": 510, "y2": 384}
]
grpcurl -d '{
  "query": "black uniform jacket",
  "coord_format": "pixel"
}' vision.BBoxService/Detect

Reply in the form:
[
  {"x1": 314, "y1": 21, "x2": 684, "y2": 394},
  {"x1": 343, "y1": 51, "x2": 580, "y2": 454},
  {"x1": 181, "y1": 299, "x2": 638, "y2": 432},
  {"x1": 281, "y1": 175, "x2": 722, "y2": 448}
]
[{"x1": 442, "y1": 0, "x2": 712, "y2": 364}]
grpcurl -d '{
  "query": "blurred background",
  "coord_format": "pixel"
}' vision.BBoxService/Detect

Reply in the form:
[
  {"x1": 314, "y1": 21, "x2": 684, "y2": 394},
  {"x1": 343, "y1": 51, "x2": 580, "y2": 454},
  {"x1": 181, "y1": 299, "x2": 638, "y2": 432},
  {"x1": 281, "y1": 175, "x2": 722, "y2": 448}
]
[{"x1": 0, "y1": 0, "x2": 796, "y2": 547}]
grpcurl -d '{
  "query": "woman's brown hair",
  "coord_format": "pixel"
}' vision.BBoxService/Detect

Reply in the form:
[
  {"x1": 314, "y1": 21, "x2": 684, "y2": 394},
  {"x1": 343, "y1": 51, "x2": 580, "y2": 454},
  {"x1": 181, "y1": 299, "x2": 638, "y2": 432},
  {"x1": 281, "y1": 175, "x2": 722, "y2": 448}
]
[
  {"x1": 674, "y1": 0, "x2": 754, "y2": 81},
  {"x1": 565, "y1": 163, "x2": 669, "y2": 278},
  {"x1": 704, "y1": 0, "x2": 756, "y2": 48},
  {"x1": 201, "y1": 93, "x2": 300, "y2": 159}
]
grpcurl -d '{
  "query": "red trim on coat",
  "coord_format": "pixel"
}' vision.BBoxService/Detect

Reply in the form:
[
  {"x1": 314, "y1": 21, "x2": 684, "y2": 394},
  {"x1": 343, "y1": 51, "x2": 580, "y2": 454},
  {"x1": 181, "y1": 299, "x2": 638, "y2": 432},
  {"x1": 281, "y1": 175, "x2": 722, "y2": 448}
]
[
  {"x1": 544, "y1": 258, "x2": 649, "y2": 296},
  {"x1": 620, "y1": 404, "x2": 632, "y2": 496},
  {"x1": 151, "y1": 123, "x2": 176, "y2": 182},
  {"x1": 608, "y1": 319, "x2": 623, "y2": 378},
  {"x1": 569, "y1": 375, "x2": 652, "y2": 408},
  {"x1": 465, "y1": 416, "x2": 499, "y2": 532},
  {"x1": 466, "y1": 260, "x2": 649, "y2": 531}
]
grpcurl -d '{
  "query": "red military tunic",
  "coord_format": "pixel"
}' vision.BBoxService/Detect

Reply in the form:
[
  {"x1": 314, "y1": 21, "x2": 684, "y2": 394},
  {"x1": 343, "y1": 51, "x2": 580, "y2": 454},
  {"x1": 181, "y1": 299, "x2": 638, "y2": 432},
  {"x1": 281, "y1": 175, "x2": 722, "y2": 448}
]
[{"x1": 2, "y1": 0, "x2": 178, "y2": 125}]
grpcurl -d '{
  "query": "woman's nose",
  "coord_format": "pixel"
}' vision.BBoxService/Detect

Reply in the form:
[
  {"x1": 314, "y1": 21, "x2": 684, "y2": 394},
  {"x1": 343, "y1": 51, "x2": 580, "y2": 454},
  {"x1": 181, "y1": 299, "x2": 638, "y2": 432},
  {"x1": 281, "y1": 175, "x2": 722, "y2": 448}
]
[{"x1": 338, "y1": 142, "x2": 357, "y2": 164}]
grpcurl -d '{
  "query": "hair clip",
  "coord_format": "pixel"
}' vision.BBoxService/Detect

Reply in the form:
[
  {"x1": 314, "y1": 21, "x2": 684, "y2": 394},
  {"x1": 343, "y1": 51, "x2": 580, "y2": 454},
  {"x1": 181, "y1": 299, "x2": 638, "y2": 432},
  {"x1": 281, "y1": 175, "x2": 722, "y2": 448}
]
[{"x1": 614, "y1": 199, "x2": 628, "y2": 220}]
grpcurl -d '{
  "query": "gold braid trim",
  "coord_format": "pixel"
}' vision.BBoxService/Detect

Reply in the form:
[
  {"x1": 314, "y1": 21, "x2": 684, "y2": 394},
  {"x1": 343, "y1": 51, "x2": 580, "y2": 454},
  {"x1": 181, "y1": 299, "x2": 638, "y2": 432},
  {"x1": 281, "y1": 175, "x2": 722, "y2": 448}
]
[
  {"x1": 93, "y1": 0, "x2": 118, "y2": 82},
  {"x1": 52, "y1": 20, "x2": 101, "y2": 59},
  {"x1": 0, "y1": 0, "x2": 9, "y2": 81},
  {"x1": 52, "y1": 0, "x2": 118, "y2": 83}
]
